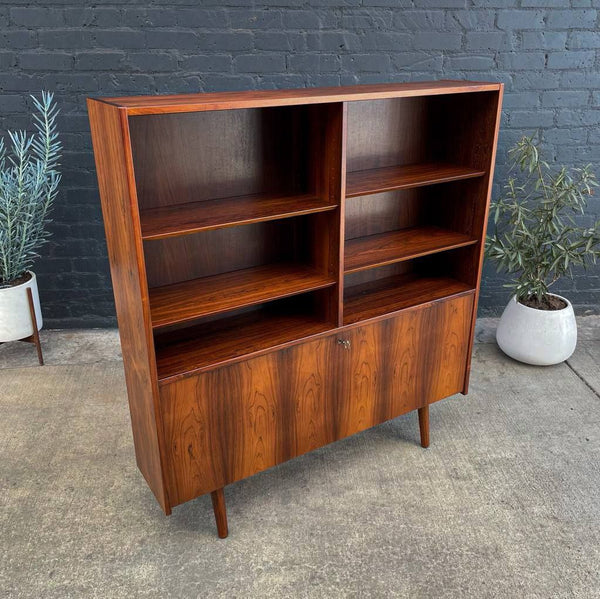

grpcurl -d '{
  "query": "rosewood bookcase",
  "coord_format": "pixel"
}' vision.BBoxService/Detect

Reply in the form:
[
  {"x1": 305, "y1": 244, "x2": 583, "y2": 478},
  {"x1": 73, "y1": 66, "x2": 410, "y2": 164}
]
[{"x1": 88, "y1": 80, "x2": 503, "y2": 538}]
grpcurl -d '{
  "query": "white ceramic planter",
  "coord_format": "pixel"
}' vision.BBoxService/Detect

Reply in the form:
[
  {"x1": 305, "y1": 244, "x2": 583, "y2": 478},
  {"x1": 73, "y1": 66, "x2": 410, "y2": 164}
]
[
  {"x1": 496, "y1": 294, "x2": 577, "y2": 366},
  {"x1": 0, "y1": 271, "x2": 43, "y2": 342}
]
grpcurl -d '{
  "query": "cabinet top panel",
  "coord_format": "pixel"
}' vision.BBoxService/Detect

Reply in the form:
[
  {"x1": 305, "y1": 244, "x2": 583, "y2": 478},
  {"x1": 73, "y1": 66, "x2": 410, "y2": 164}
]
[{"x1": 90, "y1": 80, "x2": 502, "y2": 116}]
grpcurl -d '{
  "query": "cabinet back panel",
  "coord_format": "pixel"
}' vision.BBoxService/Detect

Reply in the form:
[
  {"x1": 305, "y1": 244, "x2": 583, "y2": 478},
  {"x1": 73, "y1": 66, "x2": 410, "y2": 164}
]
[
  {"x1": 428, "y1": 91, "x2": 500, "y2": 170},
  {"x1": 344, "y1": 262, "x2": 413, "y2": 288},
  {"x1": 144, "y1": 220, "x2": 302, "y2": 288},
  {"x1": 344, "y1": 189, "x2": 424, "y2": 240},
  {"x1": 129, "y1": 106, "x2": 311, "y2": 210},
  {"x1": 346, "y1": 98, "x2": 428, "y2": 172},
  {"x1": 346, "y1": 92, "x2": 499, "y2": 173},
  {"x1": 344, "y1": 182, "x2": 480, "y2": 242},
  {"x1": 422, "y1": 245, "x2": 480, "y2": 287}
]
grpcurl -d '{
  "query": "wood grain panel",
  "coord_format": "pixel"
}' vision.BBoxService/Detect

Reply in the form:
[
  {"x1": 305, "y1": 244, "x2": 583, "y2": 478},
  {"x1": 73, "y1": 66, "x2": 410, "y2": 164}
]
[
  {"x1": 154, "y1": 309, "x2": 333, "y2": 384},
  {"x1": 346, "y1": 98, "x2": 428, "y2": 173},
  {"x1": 159, "y1": 297, "x2": 474, "y2": 505},
  {"x1": 143, "y1": 213, "x2": 297, "y2": 288},
  {"x1": 287, "y1": 337, "x2": 338, "y2": 455},
  {"x1": 160, "y1": 294, "x2": 475, "y2": 506},
  {"x1": 87, "y1": 100, "x2": 170, "y2": 513},
  {"x1": 161, "y1": 373, "x2": 225, "y2": 504},
  {"x1": 162, "y1": 354, "x2": 287, "y2": 505},
  {"x1": 344, "y1": 189, "x2": 422, "y2": 241},
  {"x1": 228, "y1": 355, "x2": 287, "y2": 481},
  {"x1": 385, "y1": 308, "x2": 424, "y2": 419}
]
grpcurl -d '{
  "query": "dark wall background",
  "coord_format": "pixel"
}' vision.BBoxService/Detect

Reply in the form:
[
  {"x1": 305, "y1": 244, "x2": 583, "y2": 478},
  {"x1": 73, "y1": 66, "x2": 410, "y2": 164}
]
[{"x1": 1, "y1": 1, "x2": 599, "y2": 326}]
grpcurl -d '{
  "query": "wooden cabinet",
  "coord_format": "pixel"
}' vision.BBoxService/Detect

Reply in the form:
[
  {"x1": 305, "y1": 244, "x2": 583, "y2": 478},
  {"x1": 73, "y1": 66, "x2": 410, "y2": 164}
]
[{"x1": 87, "y1": 81, "x2": 502, "y2": 537}]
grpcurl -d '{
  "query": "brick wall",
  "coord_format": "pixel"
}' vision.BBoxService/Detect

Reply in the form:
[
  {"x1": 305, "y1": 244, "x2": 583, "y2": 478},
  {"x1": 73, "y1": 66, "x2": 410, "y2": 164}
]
[{"x1": 1, "y1": 1, "x2": 599, "y2": 326}]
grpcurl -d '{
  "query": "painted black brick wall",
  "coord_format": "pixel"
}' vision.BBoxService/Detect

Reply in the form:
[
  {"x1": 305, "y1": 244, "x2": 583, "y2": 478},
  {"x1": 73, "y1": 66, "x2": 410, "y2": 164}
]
[{"x1": 1, "y1": 1, "x2": 599, "y2": 326}]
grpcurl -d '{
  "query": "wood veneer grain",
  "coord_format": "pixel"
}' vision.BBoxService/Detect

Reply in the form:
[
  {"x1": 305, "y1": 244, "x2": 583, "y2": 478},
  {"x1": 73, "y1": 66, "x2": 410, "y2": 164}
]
[
  {"x1": 143, "y1": 219, "x2": 298, "y2": 289},
  {"x1": 129, "y1": 107, "x2": 312, "y2": 211}
]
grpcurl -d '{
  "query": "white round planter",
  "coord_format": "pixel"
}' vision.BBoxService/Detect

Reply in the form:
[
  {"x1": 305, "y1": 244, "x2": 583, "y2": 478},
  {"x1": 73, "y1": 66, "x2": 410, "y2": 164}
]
[
  {"x1": 496, "y1": 294, "x2": 577, "y2": 366},
  {"x1": 0, "y1": 271, "x2": 43, "y2": 342}
]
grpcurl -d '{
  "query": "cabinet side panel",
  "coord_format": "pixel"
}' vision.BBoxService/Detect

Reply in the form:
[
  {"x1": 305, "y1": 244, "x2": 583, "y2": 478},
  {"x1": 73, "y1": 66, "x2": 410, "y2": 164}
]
[
  {"x1": 463, "y1": 87, "x2": 503, "y2": 391},
  {"x1": 87, "y1": 100, "x2": 169, "y2": 512}
]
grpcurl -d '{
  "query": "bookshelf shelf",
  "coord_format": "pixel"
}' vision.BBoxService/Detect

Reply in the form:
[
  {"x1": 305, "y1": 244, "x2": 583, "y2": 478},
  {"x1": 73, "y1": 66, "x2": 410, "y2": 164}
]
[
  {"x1": 155, "y1": 309, "x2": 333, "y2": 384},
  {"x1": 148, "y1": 263, "x2": 336, "y2": 329},
  {"x1": 344, "y1": 226, "x2": 478, "y2": 274},
  {"x1": 140, "y1": 192, "x2": 337, "y2": 240},
  {"x1": 346, "y1": 162, "x2": 485, "y2": 198},
  {"x1": 344, "y1": 273, "x2": 474, "y2": 325}
]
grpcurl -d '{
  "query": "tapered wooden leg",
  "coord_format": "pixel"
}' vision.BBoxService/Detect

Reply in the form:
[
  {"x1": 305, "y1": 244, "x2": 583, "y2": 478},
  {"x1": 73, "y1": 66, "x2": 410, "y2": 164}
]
[
  {"x1": 211, "y1": 488, "x2": 228, "y2": 538},
  {"x1": 26, "y1": 287, "x2": 44, "y2": 366},
  {"x1": 418, "y1": 405, "x2": 430, "y2": 448}
]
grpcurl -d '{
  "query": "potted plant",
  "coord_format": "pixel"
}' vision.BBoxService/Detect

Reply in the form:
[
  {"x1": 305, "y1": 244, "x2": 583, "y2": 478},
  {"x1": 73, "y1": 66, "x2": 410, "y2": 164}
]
[
  {"x1": 0, "y1": 92, "x2": 61, "y2": 344},
  {"x1": 486, "y1": 133, "x2": 600, "y2": 365}
]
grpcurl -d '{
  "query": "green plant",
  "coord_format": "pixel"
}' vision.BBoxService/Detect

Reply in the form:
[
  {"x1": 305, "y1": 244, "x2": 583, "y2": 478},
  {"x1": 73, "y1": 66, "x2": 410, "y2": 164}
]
[
  {"x1": 0, "y1": 92, "x2": 61, "y2": 286},
  {"x1": 486, "y1": 133, "x2": 600, "y2": 309}
]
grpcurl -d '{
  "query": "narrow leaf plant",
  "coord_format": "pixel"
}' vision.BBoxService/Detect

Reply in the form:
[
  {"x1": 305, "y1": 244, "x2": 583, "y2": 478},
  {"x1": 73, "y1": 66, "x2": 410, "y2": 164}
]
[
  {"x1": 0, "y1": 92, "x2": 61, "y2": 286},
  {"x1": 486, "y1": 133, "x2": 600, "y2": 310}
]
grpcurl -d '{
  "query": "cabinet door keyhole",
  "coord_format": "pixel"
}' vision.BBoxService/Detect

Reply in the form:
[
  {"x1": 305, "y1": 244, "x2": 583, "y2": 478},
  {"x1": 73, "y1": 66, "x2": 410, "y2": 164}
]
[{"x1": 337, "y1": 338, "x2": 351, "y2": 350}]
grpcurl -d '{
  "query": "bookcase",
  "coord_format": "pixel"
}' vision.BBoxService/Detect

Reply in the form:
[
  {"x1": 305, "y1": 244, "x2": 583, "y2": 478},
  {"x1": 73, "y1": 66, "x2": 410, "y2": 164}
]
[{"x1": 88, "y1": 80, "x2": 502, "y2": 538}]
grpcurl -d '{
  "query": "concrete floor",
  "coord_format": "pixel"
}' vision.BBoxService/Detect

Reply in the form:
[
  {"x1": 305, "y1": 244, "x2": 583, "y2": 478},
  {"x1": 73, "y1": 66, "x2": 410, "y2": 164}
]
[{"x1": 1, "y1": 322, "x2": 599, "y2": 598}]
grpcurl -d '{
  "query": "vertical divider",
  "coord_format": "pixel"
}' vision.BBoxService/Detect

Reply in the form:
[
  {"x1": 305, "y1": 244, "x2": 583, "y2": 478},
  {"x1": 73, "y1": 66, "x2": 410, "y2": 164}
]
[
  {"x1": 323, "y1": 102, "x2": 349, "y2": 328},
  {"x1": 338, "y1": 103, "x2": 348, "y2": 328},
  {"x1": 311, "y1": 102, "x2": 347, "y2": 328}
]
